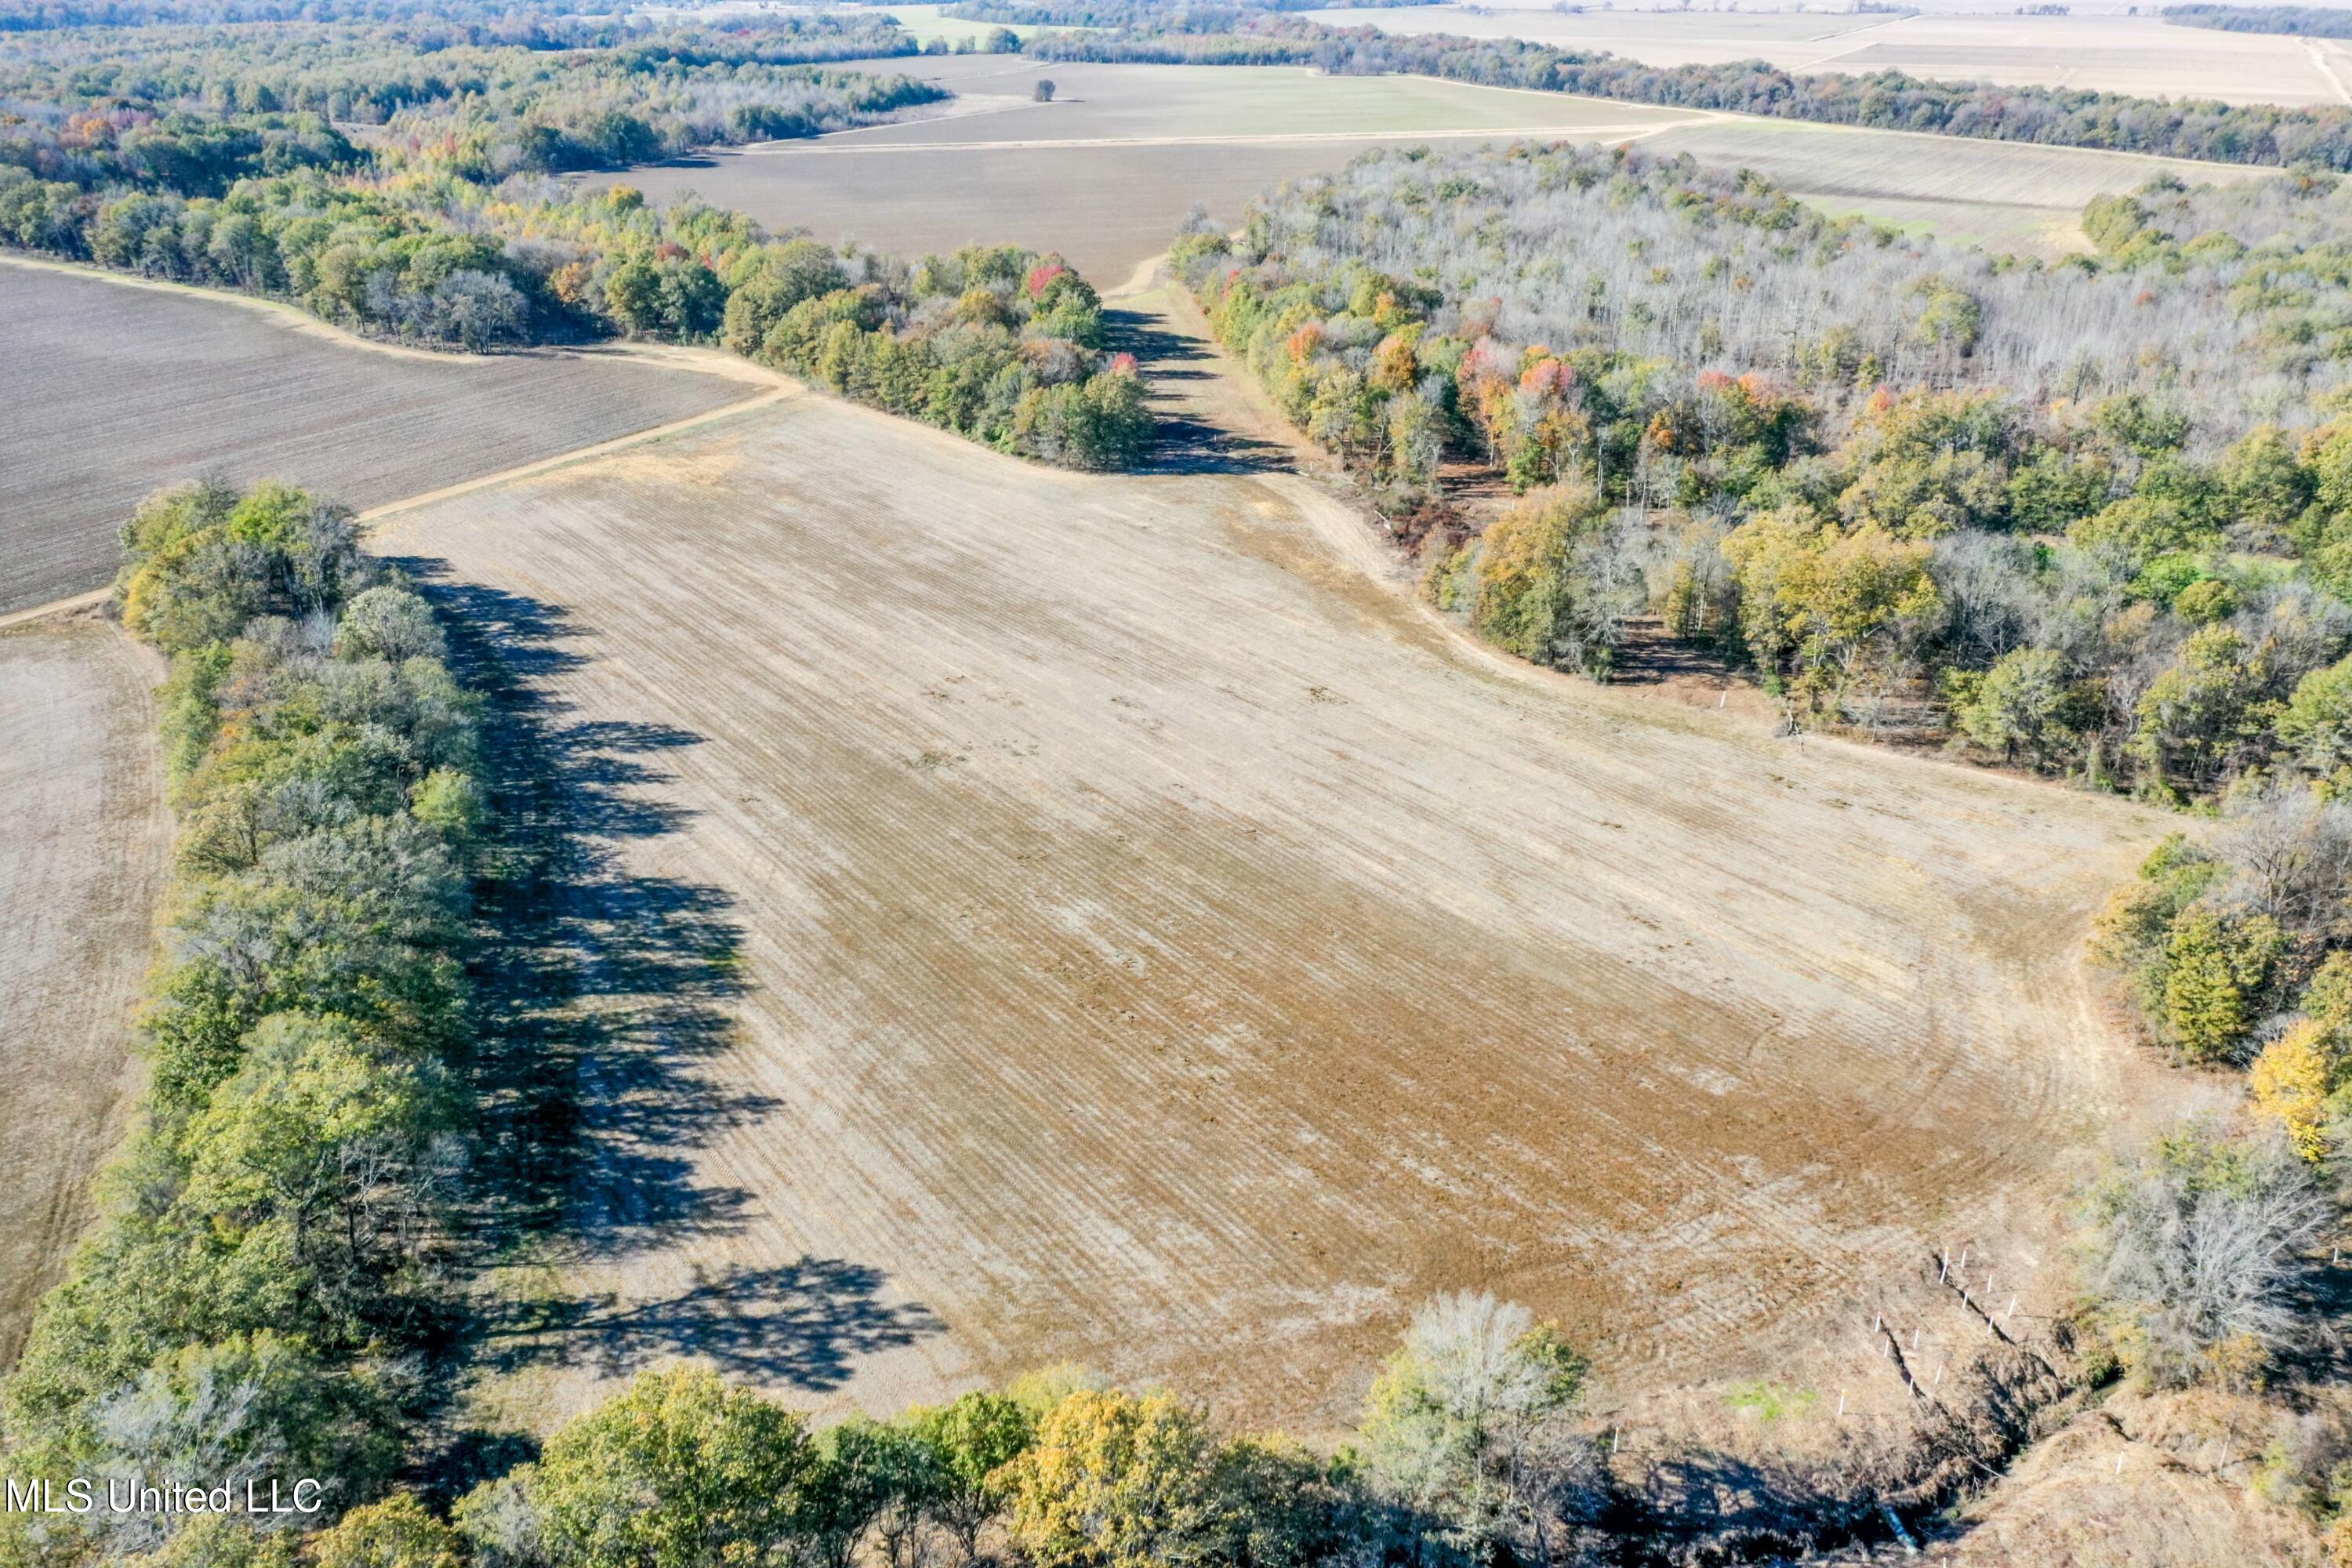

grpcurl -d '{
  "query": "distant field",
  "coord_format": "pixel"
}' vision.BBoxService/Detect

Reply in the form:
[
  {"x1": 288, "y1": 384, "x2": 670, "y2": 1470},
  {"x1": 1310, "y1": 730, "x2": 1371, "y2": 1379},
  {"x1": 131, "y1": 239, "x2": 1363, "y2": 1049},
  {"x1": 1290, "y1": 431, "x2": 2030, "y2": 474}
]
[
  {"x1": 1303, "y1": 4, "x2": 2349, "y2": 107},
  {"x1": 590, "y1": 55, "x2": 2262, "y2": 273},
  {"x1": 0, "y1": 261, "x2": 747, "y2": 615},
  {"x1": 0, "y1": 613, "x2": 168, "y2": 1368},
  {"x1": 376, "y1": 379, "x2": 2161, "y2": 1434},
  {"x1": 819, "y1": 59, "x2": 1700, "y2": 143},
  {"x1": 1638, "y1": 117, "x2": 2267, "y2": 251},
  {"x1": 586, "y1": 64, "x2": 1700, "y2": 281}
]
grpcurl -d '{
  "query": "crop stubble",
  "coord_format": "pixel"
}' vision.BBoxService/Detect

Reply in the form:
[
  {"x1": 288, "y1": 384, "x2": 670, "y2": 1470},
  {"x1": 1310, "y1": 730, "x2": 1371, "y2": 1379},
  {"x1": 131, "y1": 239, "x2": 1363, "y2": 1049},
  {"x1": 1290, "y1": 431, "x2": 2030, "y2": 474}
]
[
  {"x1": 0, "y1": 614, "x2": 170, "y2": 1367},
  {"x1": 373, "y1": 385, "x2": 2164, "y2": 1432}
]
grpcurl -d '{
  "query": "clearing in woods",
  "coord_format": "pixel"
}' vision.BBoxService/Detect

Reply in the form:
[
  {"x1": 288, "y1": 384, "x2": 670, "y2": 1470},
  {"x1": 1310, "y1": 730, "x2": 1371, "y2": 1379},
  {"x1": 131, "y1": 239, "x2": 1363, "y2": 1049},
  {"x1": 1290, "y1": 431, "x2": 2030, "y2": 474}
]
[
  {"x1": 0, "y1": 612, "x2": 171, "y2": 1366},
  {"x1": 586, "y1": 56, "x2": 2260, "y2": 272},
  {"x1": 0, "y1": 259, "x2": 748, "y2": 616},
  {"x1": 372, "y1": 278, "x2": 2169, "y2": 1436}
]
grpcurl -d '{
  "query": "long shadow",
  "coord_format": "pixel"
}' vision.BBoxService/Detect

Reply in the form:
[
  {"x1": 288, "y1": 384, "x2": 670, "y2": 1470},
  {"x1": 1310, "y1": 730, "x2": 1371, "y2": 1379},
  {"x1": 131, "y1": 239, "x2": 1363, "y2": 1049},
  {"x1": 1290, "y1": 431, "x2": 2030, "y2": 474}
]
[
  {"x1": 477, "y1": 1258, "x2": 942, "y2": 1390},
  {"x1": 387, "y1": 557, "x2": 942, "y2": 1484},
  {"x1": 1103, "y1": 307, "x2": 1294, "y2": 477}
]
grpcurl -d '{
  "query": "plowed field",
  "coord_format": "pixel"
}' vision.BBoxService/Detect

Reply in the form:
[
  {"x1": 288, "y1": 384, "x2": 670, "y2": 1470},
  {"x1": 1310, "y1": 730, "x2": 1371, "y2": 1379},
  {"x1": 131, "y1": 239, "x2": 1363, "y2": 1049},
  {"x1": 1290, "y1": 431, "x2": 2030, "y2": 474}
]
[
  {"x1": 0, "y1": 613, "x2": 169, "y2": 1366},
  {"x1": 374, "y1": 364, "x2": 2162, "y2": 1432},
  {"x1": 0, "y1": 260, "x2": 746, "y2": 615}
]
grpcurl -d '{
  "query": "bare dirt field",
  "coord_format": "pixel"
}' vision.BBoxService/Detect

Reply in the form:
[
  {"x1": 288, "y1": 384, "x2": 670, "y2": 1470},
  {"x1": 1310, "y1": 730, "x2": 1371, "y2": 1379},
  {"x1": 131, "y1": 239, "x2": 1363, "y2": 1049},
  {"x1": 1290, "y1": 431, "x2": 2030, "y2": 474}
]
[
  {"x1": 374, "y1": 289, "x2": 2170, "y2": 1436},
  {"x1": 0, "y1": 260, "x2": 749, "y2": 615},
  {"x1": 0, "y1": 612, "x2": 169, "y2": 1367},
  {"x1": 1305, "y1": 5, "x2": 2348, "y2": 108}
]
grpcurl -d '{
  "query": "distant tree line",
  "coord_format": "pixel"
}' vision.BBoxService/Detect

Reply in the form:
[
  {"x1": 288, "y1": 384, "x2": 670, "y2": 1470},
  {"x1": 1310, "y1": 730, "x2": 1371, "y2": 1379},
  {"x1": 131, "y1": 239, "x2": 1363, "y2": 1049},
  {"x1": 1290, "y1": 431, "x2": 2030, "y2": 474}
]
[
  {"x1": 0, "y1": 479, "x2": 494, "y2": 1564},
  {"x1": 0, "y1": 15, "x2": 1152, "y2": 467},
  {"x1": 942, "y1": 0, "x2": 1431, "y2": 23},
  {"x1": 0, "y1": 0, "x2": 602, "y2": 29},
  {"x1": 2165, "y1": 3, "x2": 2352, "y2": 37},
  {"x1": 1020, "y1": 8, "x2": 2352, "y2": 169}
]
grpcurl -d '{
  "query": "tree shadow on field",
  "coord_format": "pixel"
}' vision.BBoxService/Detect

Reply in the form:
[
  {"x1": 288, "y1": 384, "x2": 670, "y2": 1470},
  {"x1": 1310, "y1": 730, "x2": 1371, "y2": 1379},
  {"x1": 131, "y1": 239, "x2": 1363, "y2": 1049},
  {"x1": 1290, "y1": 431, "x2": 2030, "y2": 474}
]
[
  {"x1": 1103, "y1": 307, "x2": 1293, "y2": 477},
  {"x1": 481, "y1": 1258, "x2": 942, "y2": 1391},
  {"x1": 385, "y1": 559, "x2": 942, "y2": 1421}
]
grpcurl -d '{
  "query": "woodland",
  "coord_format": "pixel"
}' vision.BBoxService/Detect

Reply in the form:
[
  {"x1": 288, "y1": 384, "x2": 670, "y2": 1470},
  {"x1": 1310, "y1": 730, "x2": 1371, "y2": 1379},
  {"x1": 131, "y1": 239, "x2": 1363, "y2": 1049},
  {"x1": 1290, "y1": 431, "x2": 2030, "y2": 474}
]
[{"x1": 2165, "y1": 4, "x2": 2352, "y2": 38}]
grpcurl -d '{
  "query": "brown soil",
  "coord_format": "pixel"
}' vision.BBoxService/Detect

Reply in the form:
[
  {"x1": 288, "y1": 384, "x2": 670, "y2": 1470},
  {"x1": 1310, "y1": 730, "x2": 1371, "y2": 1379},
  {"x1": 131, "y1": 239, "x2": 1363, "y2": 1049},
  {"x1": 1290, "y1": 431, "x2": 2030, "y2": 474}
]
[
  {"x1": 0, "y1": 611, "x2": 170, "y2": 1367},
  {"x1": 372, "y1": 286, "x2": 2178, "y2": 1439}
]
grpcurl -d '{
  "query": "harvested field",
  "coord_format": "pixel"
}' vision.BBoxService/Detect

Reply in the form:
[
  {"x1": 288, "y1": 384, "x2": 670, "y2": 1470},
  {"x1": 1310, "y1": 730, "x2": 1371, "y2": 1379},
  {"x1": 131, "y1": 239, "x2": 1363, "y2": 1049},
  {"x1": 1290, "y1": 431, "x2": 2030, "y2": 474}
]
[
  {"x1": 592, "y1": 56, "x2": 2256, "y2": 270},
  {"x1": 0, "y1": 260, "x2": 749, "y2": 615},
  {"x1": 376, "y1": 314, "x2": 2166, "y2": 1436},
  {"x1": 818, "y1": 61, "x2": 1699, "y2": 143},
  {"x1": 1305, "y1": 5, "x2": 2347, "y2": 108},
  {"x1": 0, "y1": 612, "x2": 169, "y2": 1367},
  {"x1": 586, "y1": 64, "x2": 1698, "y2": 281}
]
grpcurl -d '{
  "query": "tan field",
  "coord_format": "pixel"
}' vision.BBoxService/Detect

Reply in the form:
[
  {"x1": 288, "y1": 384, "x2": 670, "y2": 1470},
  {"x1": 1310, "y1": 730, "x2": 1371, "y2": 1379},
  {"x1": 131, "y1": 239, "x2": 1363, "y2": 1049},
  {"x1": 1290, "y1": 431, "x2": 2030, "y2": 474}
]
[
  {"x1": 0, "y1": 612, "x2": 169, "y2": 1366},
  {"x1": 588, "y1": 56, "x2": 2263, "y2": 274},
  {"x1": 372, "y1": 280, "x2": 2169, "y2": 1436},
  {"x1": 1305, "y1": 5, "x2": 2352, "y2": 109},
  {"x1": 0, "y1": 259, "x2": 747, "y2": 615},
  {"x1": 585, "y1": 64, "x2": 1702, "y2": 281}
]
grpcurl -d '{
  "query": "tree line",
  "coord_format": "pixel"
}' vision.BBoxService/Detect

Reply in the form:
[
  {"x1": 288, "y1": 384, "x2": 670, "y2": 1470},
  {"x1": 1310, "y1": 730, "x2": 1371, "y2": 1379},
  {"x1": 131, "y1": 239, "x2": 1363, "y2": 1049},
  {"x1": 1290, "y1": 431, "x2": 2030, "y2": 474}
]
[
  {"x1": 0, "y1": 13, "x2": 1153, "y2": 469},
  {"x1": 0, "y1": 479, "x2": 494, "y2": 1567},
  {"x1": 2164, "y1": 4, "x2": 2352, "y2": 37},
  {"x1": 1018, "y1": 7, "x2": 2352, "y2": 169},
  {"x1": 0, "y1": 0, "x2": 603, "y2": 30}
]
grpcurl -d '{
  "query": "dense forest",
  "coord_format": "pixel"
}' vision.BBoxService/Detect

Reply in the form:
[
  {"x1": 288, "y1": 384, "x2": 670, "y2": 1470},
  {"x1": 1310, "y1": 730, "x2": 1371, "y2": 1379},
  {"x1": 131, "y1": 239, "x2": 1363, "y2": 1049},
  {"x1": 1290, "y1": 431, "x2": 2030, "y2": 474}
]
[
  {"x1": 1176, "y1": 146, "x2": 2352, "y2": 801},
  {"x1": 2165, "y1": 3, "x2": 2352, "y2": 37},
  {"x1": 1019, "y1": 8, "x2": 2352, "y2": 169},
  {"x1": 0, "y1": 13, "x2": 1149, "y2": 466},
  {"x1": 942, "y1": 0, "x2": 1432, "y2": 20}
]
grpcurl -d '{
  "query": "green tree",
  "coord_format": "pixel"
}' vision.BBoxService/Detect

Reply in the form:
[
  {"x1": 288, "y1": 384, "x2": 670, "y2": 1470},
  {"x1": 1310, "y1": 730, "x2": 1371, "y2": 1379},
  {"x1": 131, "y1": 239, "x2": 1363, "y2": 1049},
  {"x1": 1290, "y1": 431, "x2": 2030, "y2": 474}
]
[
  {"x1": 1953, "y1": 646, "x2": 2073, "y2": 768},
  {"x1": 307, "y1": 1493, "x2": 466, "y2": 1568},
  {"x1": 2161, "y1": 906, "x2": 2284, "y2": 1062},
  {"x1": 2128, "y1": 626, "x2": 2278, "y2": 795},
  {"x1": 1469, "y1": 484, "x2": 1635, "y2": 677},
  {"x1": 2279, "y1": 653, "x2": 2352, "y2": 780},
  {"x1": 906, "y1": 1390, "x2": 1033, "y2": 1563},
  {"x1": 513, "y1": 1367, "x2": 820, "y2": 1568}
]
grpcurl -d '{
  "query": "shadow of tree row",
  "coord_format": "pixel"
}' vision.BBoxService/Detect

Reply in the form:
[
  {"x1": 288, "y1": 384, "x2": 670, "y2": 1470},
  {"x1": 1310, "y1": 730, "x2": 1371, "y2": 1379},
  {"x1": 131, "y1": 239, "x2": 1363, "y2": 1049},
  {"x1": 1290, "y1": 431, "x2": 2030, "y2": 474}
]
[
  {"x1": 394, "y1": 561, "x2": 942, "y2": 1413},
  {"x1": 1103, "y1": 307, "x2": 1293, "y2": 477}
]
